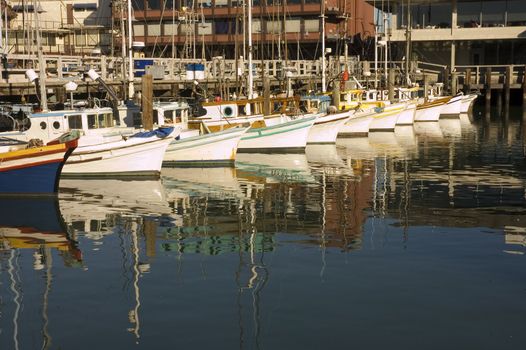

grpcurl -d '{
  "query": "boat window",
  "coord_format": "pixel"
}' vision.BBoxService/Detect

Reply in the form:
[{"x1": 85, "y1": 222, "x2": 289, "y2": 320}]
[
  {"x1": 239, "y1": 105, "x2": 246, "y2": 115},
  {"x1": 68, "y1": 115, "x2": 82, "y2": 129},
  {"x1": 53, "y1": 121, "x2": 61, "y2": 129},
  {"x1": 104, "y1": 113, "x2": 114, "y2": 127},
  {"x1": 153, "y1": 109, "x2": 159, "y2": 124},
  {"x1": 97, "y1": 114, "x2": 106, "y2": 128},
  {"x1": 223, "y1": 106, "x2": 233, "y2": 117},
  {"x1": 165, "y1": 110, "x2": 174, "y2": 123},
  {"x1": 87, "y1": 114, "x2": 97, "y2": 129},
  {"x1": 40, "y1": 121, "x2": 47, "y2": 130},
  {"x1": 299, "y1": 101, "x2": 308, "y2": 113}
]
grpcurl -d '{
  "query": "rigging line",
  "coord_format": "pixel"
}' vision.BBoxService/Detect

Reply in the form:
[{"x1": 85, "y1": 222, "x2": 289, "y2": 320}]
[{"x1": 151, "y1": 0, "x2": 169, "y2": 57}]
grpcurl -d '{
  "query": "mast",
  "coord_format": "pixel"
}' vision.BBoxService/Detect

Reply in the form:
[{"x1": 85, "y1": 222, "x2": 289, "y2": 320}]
[
  {"x1": 321, "y1": 0, "x2": 326, "y2": 93},
  {"x1": 127, "y1": 0, "x2": 134, "y2": 99},
  {"x1": 404, "y1": 0, "x2": 411, "y2": 85},
  {"x1": 120, "y1": 1, "x2": 127, "y2": 95},
  {"x1": 34, "y1": 0, "x2": 48, "y2": 110},
  {"x1": 247, "y1": 0, "x2": 253, "y2": 99},
  {"x1": 374, "y1": 0, "x2": 378, "y2": 88},
  {"x1": 383, "y1": 11, "x2": 388, "y2": 84},
  {"x1": 0, "y1": 4, "x2": 3, "y2": 54}
]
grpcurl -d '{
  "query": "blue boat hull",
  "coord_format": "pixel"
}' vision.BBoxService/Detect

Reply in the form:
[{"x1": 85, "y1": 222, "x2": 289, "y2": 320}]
[{"x1": 0, "y1": 161, "x2": 63, "y2": 194}]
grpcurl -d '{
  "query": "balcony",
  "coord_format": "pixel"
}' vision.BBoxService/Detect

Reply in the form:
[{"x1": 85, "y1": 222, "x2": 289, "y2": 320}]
[{"x1": 389, "y1": 25, "x2": 526, "y2": 42}]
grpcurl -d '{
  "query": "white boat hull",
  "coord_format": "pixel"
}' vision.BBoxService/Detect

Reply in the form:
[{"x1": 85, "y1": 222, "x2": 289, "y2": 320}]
[
  {"x1": 440, "y1": 95, "x2": 463, "y2": 118},
  {"x1": 163, "y1": 127, "x2": 249, "y2": 166},
  {"x1": 307, "y1": 110, "x2": 351, "y2": 144},
  {"x1": 415, "y1": 103, "x2": 444, "y2": 122},
  {"x1": 63, "y1": 131, "x2": 176, "y2": 177},
  {"x1": 396, "y1": 103, "x2": 417, "y2": 125},
  {"x1": 238, "y1": 116, "x2": 316, "y2": 152},
  {"x1": 369, "y1": 106, "x2": 404, "y2": 132},
  {"x1": 338, "y1": 111, "x2": 374, "y2": 137},
  {"x1": 460, "y1": 94, "x2": 478, "y2": 113}
]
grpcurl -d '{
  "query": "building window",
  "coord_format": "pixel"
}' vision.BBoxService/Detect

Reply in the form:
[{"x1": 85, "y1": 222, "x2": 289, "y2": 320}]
[
  {"x1": 304, "y1": 19, "x2": 320, "y2": 33},
  {"x1": 163, "y1": 23, "x2": 178, "y2": 35},
  {"x1": 285, "y1": 18, "x2": 301, "y2": 33},
  {"x1": 76, "y1": 33, "x2": 86, "y2": 46},
  {"x1": 132, "y1": 0, "x2": 146, "y2": 11},
  {"x1": 134, "y1": 24, "x2": 145, "y2": 36},
  {"x1": 410, "y1": 2, "x2": 452, "y2": 29},
  {"x1": 215, "y1": 21, "x2": 230, "y2": 34},
  {"x1": 481, "y1": 1, "x2": 506, "y2": 27},
  {"x1": 73, "y1": 3, "x2": 98, "y2": 12},
  {"x1": 215, "y1": 0, "x2": 228, "y2": 7},
  {"x1": 147, "y1": 24, "x2": 161, "y2": 36},
  {"x1": 148, "y1": 0, "x2": 162, "y2": 10},
  {"x1": 198, "y1": 22, "x2": 213, "y2": 35},
  {"x1": 508, "y1": 0, "x2": 526, "y2": 26},
  {"x1": 267, "y1": 21, "x2": 282, "y2": 34}
]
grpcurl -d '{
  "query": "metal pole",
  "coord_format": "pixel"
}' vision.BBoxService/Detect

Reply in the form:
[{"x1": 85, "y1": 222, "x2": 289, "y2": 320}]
[
  {"x1": 247, "y1": 0, "x2": 253, "y2": 99},
  {"x1": 321, "y1": 1, "x2": 326, "y2": 93},
  {"x1": 405, "y1": 0, "x2": 411, "y2": 85},
  {"x1": 127, "y1": 0, "x2": 134, "y2": 99},
  {"x1": 34, "y1": 0, "x2": 48, "y2": 111}
]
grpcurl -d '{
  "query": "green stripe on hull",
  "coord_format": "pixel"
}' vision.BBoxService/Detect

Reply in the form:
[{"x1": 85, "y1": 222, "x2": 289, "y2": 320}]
[{"x1": 242, "y1": 120, "x2": 313, "y2": 141}]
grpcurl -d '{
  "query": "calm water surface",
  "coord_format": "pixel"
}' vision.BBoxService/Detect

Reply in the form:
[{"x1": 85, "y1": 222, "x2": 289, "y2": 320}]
[{"x1": 1, "y1": 107, "x2": 525, "y2": 349}]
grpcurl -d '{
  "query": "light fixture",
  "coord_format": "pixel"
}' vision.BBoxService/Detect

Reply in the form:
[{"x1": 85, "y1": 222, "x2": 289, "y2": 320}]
[
  {"x1": 25, "y1": 69, "x2": 38, "y2": 82},
  {"x1": 87, "y1": 69, "x2": 101, "y2": 81}
]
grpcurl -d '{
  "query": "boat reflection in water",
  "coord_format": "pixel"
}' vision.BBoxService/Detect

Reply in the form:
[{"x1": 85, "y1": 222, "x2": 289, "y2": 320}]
[
  {"x1": 0, "y1": 197, "x2": 82, "y2": 265},
  {"x1": 439, "y1": 118, "x2": 463, "y2": 139},
  {"x1": 414, "y1": 121, "x2": 444, "y2": 139},
  {"x1": 0, "y1": 197, "x2": 81, "y2": 350},
  {"x1": 0, "y1": 113, "x2": 525, "y2": 349},
  {"x1": 236, "y1": 152, "x2": 315, "y2": 184},
  {"x1": 305, "y1": 144, "x2": 353, "y2": 177}
]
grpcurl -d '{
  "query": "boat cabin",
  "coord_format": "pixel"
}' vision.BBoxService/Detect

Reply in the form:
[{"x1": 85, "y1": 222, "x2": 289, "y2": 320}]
[
  {"x1": 300, "y1": 95, "x2": 331, "y2": 114},
  {"x1": 17, "y1": 107, "x2": 133, "y2": 143},
  {"x1": 153, "y1": 101, "x2": 190, "y2": 128}
]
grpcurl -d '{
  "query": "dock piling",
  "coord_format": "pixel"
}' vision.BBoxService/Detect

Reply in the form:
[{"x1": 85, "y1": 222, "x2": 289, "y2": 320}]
[
  {"x1": 485, "y1": 67, "x2": 492, "y2": 106},
  {"x1": 141, "y1": 74, "x2": 153, "y2": 130},
  {"x1": 388, "y1": 69, "x2": 395, "y2": 101},
  {"x1": 505, "y1": 65, "x2": 512, "y2": 106},
  {"x1": 464, "y1": 68, "x2": 471, "y2": 93}
]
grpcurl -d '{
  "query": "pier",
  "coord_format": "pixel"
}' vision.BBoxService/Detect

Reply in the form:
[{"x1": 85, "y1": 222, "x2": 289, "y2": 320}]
[{"x1": 1, "y1": 54, "x2": 525, "y2": 107}]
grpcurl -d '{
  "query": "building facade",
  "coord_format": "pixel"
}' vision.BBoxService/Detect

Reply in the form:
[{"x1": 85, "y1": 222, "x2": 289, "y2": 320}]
[
  {"x1": 368, "y1": 0, "x2": 526, "y2": 67},
  {"x1": 124, "y1": 0, "x2": 375, "y2": 60},
  {"x1": 5, "y1": 0, "x2": 112, "y2": 55}
]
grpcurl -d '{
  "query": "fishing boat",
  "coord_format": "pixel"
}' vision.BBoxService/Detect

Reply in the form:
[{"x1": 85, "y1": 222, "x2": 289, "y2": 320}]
[
  {"x1": 415, "y1": 96, "x2": 451, "y2": 122},
  {"x1": 396, "y1": 102, "x2": 417, "y2": 125},
  {"x1": 395, "y1": 87, "x2": 419, "y2": 125},
  {"x1": 338, "y1": 109, "x2": 376, "y2": 137},
  {"x1": 0, "y1": 134, "x2": 78, "y2": 194},
  {"x1": 188, "y1": 98, "x2": 265, "y2": 132},
  {"x1": 439, "y1": 94, "x2": 463, "y2": 118},
  {"x1": 1, "y1": 107, "x2": 179, "y2": 177},
  {"x1": 153, "y1": 101, "x2": 250, "y2": 166},
  {"x1": 460, "y1": 93, "x2": 478, "y2": 114},
  {"x1": 164, "y1": 126, "x2": 250, "y2": 166},
  {"x1": 237, "y1": 116, "x2": 316, "y2": 153},
  {"x1": 368, "y1": 103, "x2": 407, "y2": 132},
  {"x1": 299, "y1": 95, "x2": 353, "y2": 144}
]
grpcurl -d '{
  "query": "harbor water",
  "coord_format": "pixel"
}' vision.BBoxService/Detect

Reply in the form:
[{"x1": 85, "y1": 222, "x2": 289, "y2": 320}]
[{"x1": 1, "y1": 106, "x2": 525, "y2": 349}]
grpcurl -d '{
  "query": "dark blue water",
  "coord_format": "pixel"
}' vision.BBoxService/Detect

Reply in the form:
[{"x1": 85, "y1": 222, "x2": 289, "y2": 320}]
[{"x1": 1, "y1": 108, "x2": 525, "y2": 349}]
